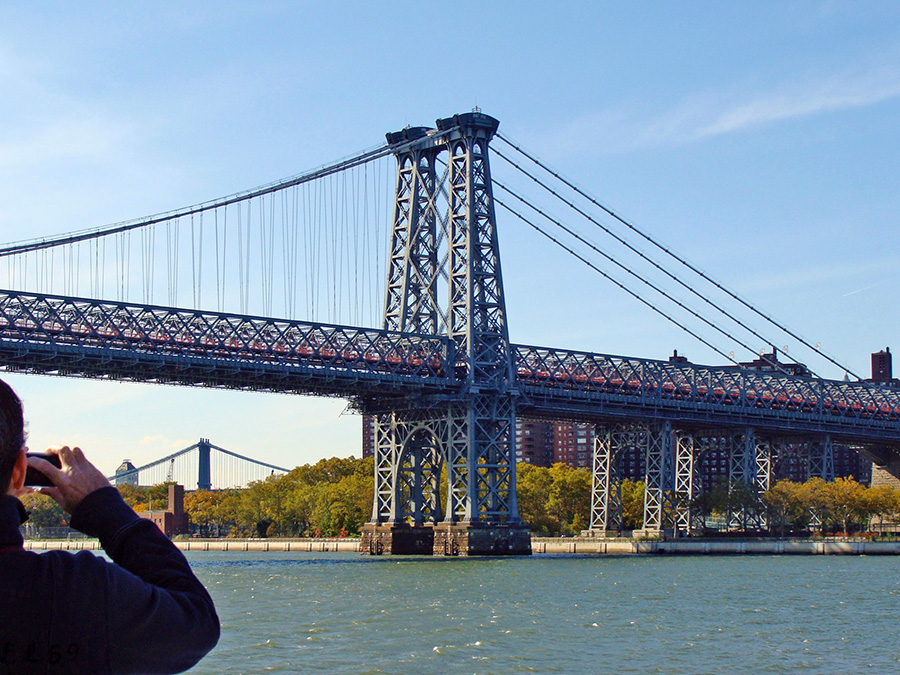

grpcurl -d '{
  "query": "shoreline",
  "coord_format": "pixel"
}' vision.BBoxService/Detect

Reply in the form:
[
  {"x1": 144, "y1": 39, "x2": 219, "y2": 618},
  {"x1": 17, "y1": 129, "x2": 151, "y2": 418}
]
[{"x1": 23, "y1": 537, "x2": 900, "y2": 555}]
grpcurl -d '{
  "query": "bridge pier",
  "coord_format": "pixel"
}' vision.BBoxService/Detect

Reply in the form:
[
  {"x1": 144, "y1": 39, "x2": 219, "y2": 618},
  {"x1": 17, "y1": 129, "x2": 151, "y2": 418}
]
[
  {"x1": 433, "y1": 522, "x2": 531, "y2": 557},
  {"x1": 359, "y1": 523, "x2": 435, "y2": 555}
]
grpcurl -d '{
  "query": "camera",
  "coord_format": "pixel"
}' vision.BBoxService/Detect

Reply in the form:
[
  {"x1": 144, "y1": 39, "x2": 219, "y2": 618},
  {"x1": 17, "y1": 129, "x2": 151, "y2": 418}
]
[{"x1": 24, "y1": 453, "x2": 62, "y2": 487}]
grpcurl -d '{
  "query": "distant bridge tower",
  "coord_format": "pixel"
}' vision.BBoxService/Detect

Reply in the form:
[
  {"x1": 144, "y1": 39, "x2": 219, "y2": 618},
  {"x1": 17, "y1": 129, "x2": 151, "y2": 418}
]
[
  {"x1": 360, "y1": 112, "x2": 530, "y2": 556},
  {"x1": 198, "y1": 438, "x2": 212, "y2": 491}
]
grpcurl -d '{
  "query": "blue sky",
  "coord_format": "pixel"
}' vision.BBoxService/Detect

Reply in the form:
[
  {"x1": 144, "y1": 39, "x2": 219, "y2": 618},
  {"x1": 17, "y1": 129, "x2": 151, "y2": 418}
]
[{"x1": 1, "y1": 2, "x2": 899, "y2": 476}]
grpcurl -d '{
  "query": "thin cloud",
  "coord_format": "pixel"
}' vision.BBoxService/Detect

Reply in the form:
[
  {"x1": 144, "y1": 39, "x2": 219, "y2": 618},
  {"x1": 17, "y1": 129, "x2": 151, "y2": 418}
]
[
  {"x1": 537, "y1": 58, "x2": 900, "y2": 159},
  {"x1": 738, "y1": 257, "x2": 894, "y2": 295},
  {"x1": 841, "y1": 281, "x2": 885, "y2": 298},
  {"x1": 694, "y1": 64, "x2": 900, "y2": 140}
]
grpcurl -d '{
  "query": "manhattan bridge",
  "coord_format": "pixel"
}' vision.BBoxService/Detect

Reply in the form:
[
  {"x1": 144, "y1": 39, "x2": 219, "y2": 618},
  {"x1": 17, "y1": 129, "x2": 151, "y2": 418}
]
[{"x1": 1, "y1": 111, "x2": 898, "y2": 555}]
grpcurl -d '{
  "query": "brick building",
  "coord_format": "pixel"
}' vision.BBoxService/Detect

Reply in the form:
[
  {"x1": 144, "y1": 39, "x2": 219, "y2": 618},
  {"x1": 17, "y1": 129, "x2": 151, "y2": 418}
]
[
  {"x1": 515, "y1": 419, "x2": 554, "y2": 466},
  {"x1": 140, "y1": 483, "x2": 189, "y2": 537}
]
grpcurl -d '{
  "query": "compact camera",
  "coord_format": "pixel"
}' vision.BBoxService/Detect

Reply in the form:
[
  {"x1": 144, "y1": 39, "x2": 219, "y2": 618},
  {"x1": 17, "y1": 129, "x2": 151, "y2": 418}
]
[{"x1": 24, "y1": 453, "x2": 62, "y2": 487}]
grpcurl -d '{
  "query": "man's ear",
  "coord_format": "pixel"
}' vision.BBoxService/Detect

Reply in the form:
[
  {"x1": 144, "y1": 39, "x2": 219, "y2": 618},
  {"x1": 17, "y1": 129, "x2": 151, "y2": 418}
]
[{"x1": 8, "y1": 448, "x2": 26, "y2": 495}]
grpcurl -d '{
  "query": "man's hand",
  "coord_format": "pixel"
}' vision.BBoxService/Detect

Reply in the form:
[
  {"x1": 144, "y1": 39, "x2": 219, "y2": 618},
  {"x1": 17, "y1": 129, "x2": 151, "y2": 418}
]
[{"x1": 28, "y1": 446, "x2": 112, "y2": 514}]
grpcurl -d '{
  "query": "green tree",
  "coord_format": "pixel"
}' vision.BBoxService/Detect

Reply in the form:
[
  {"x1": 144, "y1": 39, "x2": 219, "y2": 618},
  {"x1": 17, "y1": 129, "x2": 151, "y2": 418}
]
[
  {"x1": 516, "y1": 463, "x2": 555, "y2": 534},
  {"x1": 547, "y1": 463, "x2": 591, "y2": 535},
  {"x1": 620, "y1": 479, "x2": 644, "y2": 531},
  {"x1": 21, "y1": 493, "x2": 68, "y2": 529},
  {"x1": 310, "y1": 472, "x2": 373, "y2": 536}
]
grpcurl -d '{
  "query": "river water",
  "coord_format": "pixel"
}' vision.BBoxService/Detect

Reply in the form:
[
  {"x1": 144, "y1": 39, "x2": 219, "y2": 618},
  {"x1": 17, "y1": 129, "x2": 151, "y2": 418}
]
[{"x1": 184, "y1": 551, "x2": 900, "y2": 674}]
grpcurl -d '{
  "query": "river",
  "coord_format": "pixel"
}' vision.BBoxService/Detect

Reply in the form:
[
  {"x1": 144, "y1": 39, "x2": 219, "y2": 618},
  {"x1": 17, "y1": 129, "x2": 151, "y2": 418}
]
[{"x1": 185, "y1": 552, "x2": 900, "y2": 674}]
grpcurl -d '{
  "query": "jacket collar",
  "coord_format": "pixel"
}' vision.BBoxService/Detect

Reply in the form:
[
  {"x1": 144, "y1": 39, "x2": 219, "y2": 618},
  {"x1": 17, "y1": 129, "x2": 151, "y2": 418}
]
[{"x1": 0, "y1": 495, "x2": 27, "y2": 550}]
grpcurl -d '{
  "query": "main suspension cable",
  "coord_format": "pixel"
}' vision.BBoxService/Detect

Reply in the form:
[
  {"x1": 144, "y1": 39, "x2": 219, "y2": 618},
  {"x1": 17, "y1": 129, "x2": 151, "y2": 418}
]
[
  {"x1": 495, "y1": 132, "x2": 861, "y2": 381},
  {"x1": 495, "y1": 195, "x2": 741, "y2": 368},
  {"x1": 493, "y1": 146, "x2": 807, "y2": 376},
  {"x1": 0, "y1": 134, "x2": 442, "y2": 258},
  {"x1": 493, "y1": 180, "x2": 786, "y2": 374}
]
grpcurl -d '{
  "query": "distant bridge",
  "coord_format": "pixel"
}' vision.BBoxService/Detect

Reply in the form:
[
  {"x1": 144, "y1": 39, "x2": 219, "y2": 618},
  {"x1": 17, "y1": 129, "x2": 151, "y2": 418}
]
[{"x1": 109, "y1": 438, "x2": 289, "y2": 490}]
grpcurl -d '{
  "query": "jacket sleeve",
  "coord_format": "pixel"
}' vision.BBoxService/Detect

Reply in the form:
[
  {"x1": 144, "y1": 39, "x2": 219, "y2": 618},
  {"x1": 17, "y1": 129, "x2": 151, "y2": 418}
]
[{"x1": 70, "y1": 487, "x2": 220, "y2": 674}]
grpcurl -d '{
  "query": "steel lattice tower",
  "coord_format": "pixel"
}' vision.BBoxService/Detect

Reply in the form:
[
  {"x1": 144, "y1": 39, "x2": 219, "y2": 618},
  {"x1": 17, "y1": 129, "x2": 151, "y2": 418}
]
[{"x1": 360, "y1": 112, "x2": 530, "y2": 556}]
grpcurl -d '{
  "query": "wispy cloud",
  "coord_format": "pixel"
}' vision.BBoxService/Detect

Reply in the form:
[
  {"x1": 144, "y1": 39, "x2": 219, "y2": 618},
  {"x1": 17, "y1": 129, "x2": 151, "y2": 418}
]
[
  {"x1": 738, "y1": 257, "x2": 895, "y2": 296},
  {"x1": 537, "y1": 57, "x2": 900, "y2": 158},
  {"x1": 841, "y1": 281, "x2": 885, "y2": 298},
  {"x1": 694, "y1": 63, "x2": 900, "y2": 140}
]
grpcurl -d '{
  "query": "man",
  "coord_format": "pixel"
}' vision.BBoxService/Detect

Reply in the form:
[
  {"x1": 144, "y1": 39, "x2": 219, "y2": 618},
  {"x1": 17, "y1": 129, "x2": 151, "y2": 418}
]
[{"x1": 0, "y1": 379, "x2": 219, "y2": 674}]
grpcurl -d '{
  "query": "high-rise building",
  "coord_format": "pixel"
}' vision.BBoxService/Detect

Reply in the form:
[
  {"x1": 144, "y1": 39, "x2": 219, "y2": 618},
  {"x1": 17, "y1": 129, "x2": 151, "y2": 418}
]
[
  {"x1": 362, "y1": 415, "x2": 376, "y2": 458},
  {"x1": 553, "y1": 421, "x2": 592, "y2": 468},
  {"x1": 869, "y1": 348, "x2": 898, "y2": 387},
  {"x1": 515, "y1": 418, "x2": 555, "y2": 466}
]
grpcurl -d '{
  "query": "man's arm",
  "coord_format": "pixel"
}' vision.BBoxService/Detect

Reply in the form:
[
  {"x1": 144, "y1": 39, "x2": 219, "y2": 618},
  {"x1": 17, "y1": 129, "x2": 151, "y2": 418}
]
[
  {"x1": 70, "y1": 487, "x2": 220, "y2": 674},
  {"x1": 30, "y1": 447, "x2": 220, "y2": 674}
]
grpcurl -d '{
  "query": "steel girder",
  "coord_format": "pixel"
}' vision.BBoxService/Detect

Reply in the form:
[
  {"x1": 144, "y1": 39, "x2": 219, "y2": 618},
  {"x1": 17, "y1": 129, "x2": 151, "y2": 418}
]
[
  {"x1": 724, "y1": 429, "x2": 771, "y2": 531},
  {"x1": 589, "y1": 423, "x2": 646, "y2": 534},
  {"x1": 383, "y1": 130, "x2": 443, "y2": 335},
  {"x1": 673, "y1": 432, "x2": 697, "y2": 536},
  {"x1": 642, "y1": 421, "x2": 674, "y2": 534},
  {"x1": 808, "y1": 436, "x2": 835, "y2": 481},
  {"x1": 371, "y1": 412, "x2": 444, "y2": 526},
  {"x1": 1, "y1": 290, "x2": 899, "y2": 451},
  {"x1": 0, "y1": 289, "x2": 452, "y2": 397},
  {"x1": 375, "y1": 113, "x2": 521, "y2": 531},
  {"x1": 513, "y1": 344, "x2": 900, "y2": 445}
]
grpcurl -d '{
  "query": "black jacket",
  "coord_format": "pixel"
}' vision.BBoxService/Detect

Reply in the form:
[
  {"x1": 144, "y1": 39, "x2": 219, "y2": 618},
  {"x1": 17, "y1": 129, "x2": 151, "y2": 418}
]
[{"x1": 0, "y1": 487, "x2": 219, "y2": 674}]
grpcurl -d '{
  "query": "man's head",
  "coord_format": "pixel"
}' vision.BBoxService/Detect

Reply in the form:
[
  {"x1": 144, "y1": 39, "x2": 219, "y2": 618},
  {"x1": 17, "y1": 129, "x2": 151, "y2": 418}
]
[{"x1": 0, "y1": 379, "x2": 24, "y2": 492}]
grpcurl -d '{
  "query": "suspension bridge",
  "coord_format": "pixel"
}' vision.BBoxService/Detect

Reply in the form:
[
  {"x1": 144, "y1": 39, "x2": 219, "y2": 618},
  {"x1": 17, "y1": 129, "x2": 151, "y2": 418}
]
[
  {"x1": 108, "y1": 438, "x2": 289, "y2": 490},
  {"x1": 0, "y1": 110, "x2": 897, "y2": 554}
]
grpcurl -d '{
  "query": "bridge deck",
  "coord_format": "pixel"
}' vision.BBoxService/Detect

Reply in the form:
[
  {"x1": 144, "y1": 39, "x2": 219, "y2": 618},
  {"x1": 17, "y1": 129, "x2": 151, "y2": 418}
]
[{"x1": 0, "y1": 290, "x2": 897, "y2": 447}]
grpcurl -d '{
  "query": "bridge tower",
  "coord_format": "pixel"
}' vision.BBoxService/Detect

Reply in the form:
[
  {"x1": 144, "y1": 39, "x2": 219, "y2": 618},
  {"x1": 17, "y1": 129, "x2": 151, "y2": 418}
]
[
  {"x1": 198, "y1": 438, "x2": 212, "y2": 491},
  {"x1": 360, "y1": 112, "x2": 530, "y2": 556}
]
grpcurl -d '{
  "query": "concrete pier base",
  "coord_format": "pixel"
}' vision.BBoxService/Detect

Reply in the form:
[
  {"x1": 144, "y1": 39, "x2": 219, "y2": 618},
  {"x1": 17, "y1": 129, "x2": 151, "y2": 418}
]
[
  {"x1": 359, "y1": 523, "x2": 434, "y2": 555},
  {"x1": 581, "y1": 529, "x2": 623, "y2": 538},
  {"x1": 632, "y1": 528, "x2": 673, "y2": 540},
  {"x1": 433, "y1": 522, "x2": 532, "y2": 556}
]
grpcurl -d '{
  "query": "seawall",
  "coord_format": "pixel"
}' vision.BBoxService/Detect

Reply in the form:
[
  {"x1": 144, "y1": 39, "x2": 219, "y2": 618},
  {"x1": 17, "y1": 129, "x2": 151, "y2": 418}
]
[{"x1": 23, "y1": 537, "x2": 900, "y2": 555}]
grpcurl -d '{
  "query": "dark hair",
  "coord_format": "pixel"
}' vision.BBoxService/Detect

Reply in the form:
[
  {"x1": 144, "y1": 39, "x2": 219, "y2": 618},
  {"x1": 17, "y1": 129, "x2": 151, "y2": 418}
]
[{"x1": 0, "y1": 379, "x2": 24, "y2": 492}]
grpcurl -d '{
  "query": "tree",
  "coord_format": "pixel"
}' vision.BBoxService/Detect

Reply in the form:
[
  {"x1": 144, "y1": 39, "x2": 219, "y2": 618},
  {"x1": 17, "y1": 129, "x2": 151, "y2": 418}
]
[
  {"x1": 620, "y1": 479, "x2": 644, "y2": 531},
  {"x1": 824, "y1": 477, "x2": 867, "y2": 534},
  {"x1": 864, "y1": 485, "x2": 900, "y2": 535},
  {"x1": 21, "y1": 493, "x2": 68, "y2": 529},
  {"x1": 311, "y1": 472, "x2": 372, "y2": 536},
  {"x1": 547, "y1": 463, "x2": 591, "y2": 535},
  {"x1": 516, "y1": 463, "x2": 555, "y2": 534},
  {"x1": 799, "y1": 477, "x2": 830, "y2": 534},
  {"x1": 763, "y1": 480, "x2": 807, "y2": 536}
]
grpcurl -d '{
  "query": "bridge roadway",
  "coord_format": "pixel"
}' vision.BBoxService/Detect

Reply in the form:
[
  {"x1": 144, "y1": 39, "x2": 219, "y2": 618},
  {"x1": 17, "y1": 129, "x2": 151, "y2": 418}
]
[{"x1": 0, "y1": 289, "x2": 898, "y2": 452}]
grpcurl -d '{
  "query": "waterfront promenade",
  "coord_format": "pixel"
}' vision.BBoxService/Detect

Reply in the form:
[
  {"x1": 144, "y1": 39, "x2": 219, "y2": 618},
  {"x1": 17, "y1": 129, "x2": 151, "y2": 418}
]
[{"x1": 24, "y1": 537, "x2": 900, "y2": 555}]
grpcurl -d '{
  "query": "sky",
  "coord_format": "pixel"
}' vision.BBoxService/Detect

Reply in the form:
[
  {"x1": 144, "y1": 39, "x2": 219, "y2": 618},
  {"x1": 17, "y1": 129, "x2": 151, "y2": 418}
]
[{"x1": 1, "y1": 1, "x2": 899, "y2": 477}]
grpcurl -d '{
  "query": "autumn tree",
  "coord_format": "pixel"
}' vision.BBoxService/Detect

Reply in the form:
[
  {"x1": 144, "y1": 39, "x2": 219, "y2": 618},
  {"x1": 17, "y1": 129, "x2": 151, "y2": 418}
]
[
  {"x1": 763, "y1": 480, "x2": 808, "y2": 536},
  {"x1": 824, "y1": 477, "x2": 868, "y2": 534},
  {"x1": 865, "y1": 485, "x2": 900, "y2": 535},
  {"x1": 21, "y1": 493, "x2": 68, "y2": 529}
]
